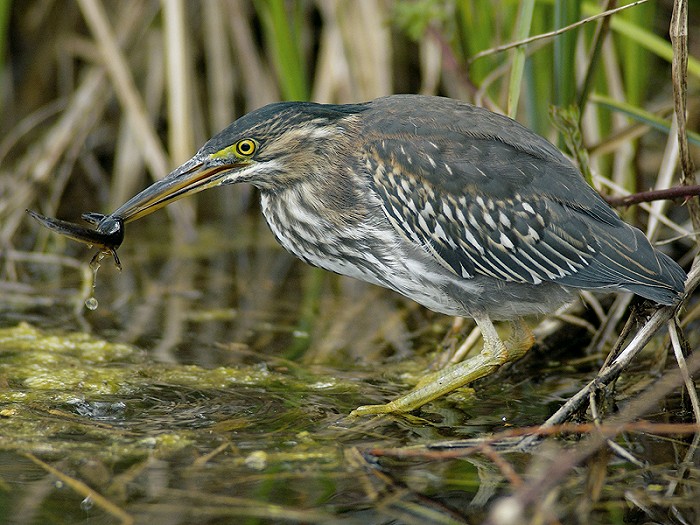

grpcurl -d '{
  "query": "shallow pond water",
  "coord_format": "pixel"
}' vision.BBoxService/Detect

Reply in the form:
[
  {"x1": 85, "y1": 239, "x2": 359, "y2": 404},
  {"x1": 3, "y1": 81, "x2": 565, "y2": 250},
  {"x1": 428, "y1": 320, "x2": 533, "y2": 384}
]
[{"x1": 1, "y1": 212, "x2": 697, "y2": 524}]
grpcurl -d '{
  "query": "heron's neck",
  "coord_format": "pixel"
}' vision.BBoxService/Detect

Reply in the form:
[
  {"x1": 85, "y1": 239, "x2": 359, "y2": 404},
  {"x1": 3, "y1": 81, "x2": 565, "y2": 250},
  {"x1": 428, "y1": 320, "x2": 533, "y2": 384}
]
[{"x1": 260, "y1": 168, "x2": 369, "y2": 233}]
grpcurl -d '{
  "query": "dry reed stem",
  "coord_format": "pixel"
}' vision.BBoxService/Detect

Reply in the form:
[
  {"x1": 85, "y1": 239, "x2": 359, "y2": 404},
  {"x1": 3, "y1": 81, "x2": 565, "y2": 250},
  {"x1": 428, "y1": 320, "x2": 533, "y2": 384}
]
[
  {"x1": 670, "y1": 0, "x2": 700, "y2": 240},
  {"x1": 77, "y1": 0, "x2": 195, "y2": 235}
]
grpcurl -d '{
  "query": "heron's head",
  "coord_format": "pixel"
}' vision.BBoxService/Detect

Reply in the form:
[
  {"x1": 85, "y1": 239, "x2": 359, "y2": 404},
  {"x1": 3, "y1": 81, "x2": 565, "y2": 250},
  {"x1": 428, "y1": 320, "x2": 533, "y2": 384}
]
[{"x1": 111, "y1": 101, "x2": 367, "y2": 223}]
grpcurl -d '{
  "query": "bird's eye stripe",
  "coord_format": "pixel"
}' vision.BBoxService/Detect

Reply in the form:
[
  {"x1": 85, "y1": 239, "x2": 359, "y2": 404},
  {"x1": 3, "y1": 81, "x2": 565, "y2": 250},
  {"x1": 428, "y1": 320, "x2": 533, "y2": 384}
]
[{"x1": 210, "y1": 139, "x2": 258, "y2": 160}]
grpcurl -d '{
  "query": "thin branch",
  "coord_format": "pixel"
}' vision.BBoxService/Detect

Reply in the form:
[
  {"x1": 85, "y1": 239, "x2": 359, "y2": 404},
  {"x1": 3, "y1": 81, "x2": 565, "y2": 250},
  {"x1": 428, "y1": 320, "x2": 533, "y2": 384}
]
[
  {"x1": 366, "y1": 421, "x2": 700, "y2": 461},
  {"x1": 490, "y1": 348, "x2": 700, "y2": 523},
  {"x1": 604, "y1": 184, "x2": 700, "y2": 207},
  {"x1": 468, "y1": 0, "x2": 649, "y2": 64},
  {"x1": 521, "y1": 260, "x2": 700, "y2": 445}
]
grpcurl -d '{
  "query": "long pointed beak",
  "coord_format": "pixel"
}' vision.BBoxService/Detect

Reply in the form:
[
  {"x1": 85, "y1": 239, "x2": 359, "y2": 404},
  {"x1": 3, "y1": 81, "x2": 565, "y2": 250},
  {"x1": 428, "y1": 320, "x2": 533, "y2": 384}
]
[{"x1": 110, "y1": 155, "x2": 235, "y2": 223}]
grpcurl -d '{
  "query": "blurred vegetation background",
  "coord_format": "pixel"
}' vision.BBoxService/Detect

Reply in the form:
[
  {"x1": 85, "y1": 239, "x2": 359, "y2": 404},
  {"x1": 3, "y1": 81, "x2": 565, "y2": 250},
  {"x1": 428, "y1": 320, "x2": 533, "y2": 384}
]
[
  {"x1": 0, "y1": 0, "x2": 697, "y2": 360},
  {"x1": 0, "y1": 3, "x2": 699, "y2": 523},
  {"x1": 2, "y1": 0, "x2": 697, "y2": 229}
]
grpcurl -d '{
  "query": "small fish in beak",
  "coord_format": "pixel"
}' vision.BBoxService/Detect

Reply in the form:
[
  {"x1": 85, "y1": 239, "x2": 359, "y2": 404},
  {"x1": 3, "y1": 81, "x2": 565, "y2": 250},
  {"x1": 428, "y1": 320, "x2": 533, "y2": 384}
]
[
  {"x1": 25, "y1": 153, "x2": 228, "y2": 268},
  {"x1": 26, "y1": 209, "x2": 125, "y2": 269}
]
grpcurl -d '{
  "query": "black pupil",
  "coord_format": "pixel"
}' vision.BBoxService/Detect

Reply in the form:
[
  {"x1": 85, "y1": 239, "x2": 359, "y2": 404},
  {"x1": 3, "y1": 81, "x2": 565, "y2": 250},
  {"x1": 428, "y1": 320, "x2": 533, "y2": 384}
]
[{"x1": 239, "y1": 141, "x2": 251, "y2": 153}]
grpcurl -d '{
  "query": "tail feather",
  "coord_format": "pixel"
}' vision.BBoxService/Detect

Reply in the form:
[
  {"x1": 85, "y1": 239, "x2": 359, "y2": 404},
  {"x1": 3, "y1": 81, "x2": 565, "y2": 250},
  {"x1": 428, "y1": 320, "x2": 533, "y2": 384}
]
[{"x1": 557, "y1": 223, "x2": 686, "y2": 305}]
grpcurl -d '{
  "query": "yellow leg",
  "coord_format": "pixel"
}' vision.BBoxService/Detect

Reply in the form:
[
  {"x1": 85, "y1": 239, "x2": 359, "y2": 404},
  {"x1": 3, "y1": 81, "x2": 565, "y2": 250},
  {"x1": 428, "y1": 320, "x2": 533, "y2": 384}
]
[{"x1": 350, "y1": 316, "x2": 534, "y2": 416}]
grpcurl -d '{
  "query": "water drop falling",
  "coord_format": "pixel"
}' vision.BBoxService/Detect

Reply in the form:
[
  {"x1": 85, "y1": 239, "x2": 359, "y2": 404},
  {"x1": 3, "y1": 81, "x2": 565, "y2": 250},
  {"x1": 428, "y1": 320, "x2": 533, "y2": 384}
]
[
  {"x1": 85, "y1": 297, "x2": 99, "y2": 310},
  {"x1": 84, "y1": 252, "x2": 106, "y2": 311},
  {"x1": 80, "y1": 495, "x2": 94, "y2": 511}
]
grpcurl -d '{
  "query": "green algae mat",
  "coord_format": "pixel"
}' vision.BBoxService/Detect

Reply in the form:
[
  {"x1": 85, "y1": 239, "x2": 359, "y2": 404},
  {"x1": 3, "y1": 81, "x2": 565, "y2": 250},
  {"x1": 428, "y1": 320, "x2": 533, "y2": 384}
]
[{"x1": 1, "y1": 318, "x2": 697, "y2": 524}]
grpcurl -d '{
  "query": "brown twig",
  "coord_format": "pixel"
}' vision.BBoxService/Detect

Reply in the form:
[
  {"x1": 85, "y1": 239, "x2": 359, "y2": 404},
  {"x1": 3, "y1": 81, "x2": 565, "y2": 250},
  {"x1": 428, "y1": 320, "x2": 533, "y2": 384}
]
[
  {"x1": 479, "y1": 444, "x2": 524, "y2": 489},
  {"x1": 492, "y1": 348, "x2": 700, "y2": 523},
  {"x1": 366, "y1": 421, "x2": 700, "y2": 461},
  {"x1": 604, "y1": 184, "x2": 700, "y2": 207}
]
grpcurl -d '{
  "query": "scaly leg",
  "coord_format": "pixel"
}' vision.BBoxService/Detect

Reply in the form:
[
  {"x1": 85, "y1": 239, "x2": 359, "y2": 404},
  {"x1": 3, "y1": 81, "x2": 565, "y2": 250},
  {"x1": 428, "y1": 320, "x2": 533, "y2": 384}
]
[{"x1": 351, "y1": 316, "x2": 534, "y2": 416}]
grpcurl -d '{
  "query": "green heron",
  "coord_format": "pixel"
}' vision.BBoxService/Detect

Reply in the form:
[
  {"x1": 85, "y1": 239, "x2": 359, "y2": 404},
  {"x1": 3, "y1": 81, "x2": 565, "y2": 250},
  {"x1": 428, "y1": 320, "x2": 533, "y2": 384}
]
[{"x1": 94, "y1": 95, "x2": 688, "y2": 415}]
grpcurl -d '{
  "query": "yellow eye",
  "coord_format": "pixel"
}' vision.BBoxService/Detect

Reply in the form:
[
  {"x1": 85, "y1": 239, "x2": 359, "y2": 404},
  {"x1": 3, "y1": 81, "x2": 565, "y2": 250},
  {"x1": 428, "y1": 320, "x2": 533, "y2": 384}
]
[
  {"x1": 210, "y1": 138, "x2": 258, "y2": 161},
  {"x1": 235, "y1": 139, "x2": 257, "y2": 157}
]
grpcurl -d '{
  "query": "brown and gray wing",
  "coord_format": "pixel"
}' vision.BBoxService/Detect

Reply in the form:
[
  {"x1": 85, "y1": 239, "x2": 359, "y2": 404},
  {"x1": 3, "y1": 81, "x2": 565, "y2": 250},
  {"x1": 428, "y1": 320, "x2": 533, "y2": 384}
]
[{"x1": 365, "y1": 131, "x2": 684, "y2": 305}]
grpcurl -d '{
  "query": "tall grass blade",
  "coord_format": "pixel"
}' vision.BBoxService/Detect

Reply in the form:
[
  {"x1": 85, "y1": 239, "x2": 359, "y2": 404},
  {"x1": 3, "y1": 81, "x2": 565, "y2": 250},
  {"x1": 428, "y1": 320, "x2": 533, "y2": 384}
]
[
  {"x1": 591, "y1": 93, "x2": 700, "y2": 147},
  {"x1": 255, "y1": 0, "x2": 309, "y2": 101},
  {"x1": 581, "y1": 3, "x2": 700, "y2": 79},
  {"x1": 507, "y1": 0, "x2": 535, "y2": 118},
  {"x1": 553, "y1": 0, "x2": 580, "y2": 109}
]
